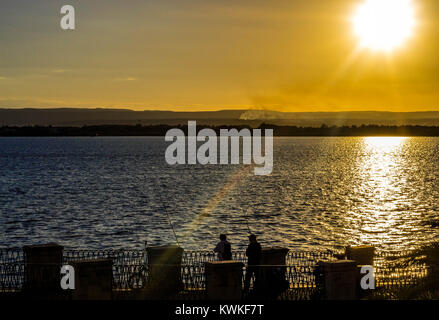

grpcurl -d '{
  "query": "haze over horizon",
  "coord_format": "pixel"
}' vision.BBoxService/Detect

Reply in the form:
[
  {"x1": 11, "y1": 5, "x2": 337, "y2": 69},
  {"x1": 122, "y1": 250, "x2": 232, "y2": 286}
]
[{"x1": 2, "y1": 0, "x2": 439, "y2": 112}]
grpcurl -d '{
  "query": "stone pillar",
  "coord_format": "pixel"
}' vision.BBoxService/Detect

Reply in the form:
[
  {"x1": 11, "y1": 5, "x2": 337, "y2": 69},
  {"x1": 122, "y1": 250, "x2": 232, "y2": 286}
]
[
  {"x1": 346, "y1": 245, "x2": 375, "y2": 266},
  {"x1": 147, "y1": 245, "x2": 184, "y2": 296},
  {"x1": 258, "y1": 247, "x2": 289, "y2": 296},
  {"x1": 71, "y1": 259, "x2": 113, "y2": 300},
  {"x1": 260, "y1": 247, "x2": 289, "y2": 265},
  {"x1": 345, "y1": 245, "x2": 376, "y2": 298},
  {"x1": 23, "y1": 243, "x2": 64, "y2": 297},
  {"x1": 319, "y1": 260, "x2": 358, "y2": 300},
  {"x1": 205, "y1": 261, "x2": 244, "y2": 300}
]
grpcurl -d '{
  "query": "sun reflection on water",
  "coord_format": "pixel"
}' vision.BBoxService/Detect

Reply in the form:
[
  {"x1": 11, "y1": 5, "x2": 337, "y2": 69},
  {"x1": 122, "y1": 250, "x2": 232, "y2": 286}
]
[
  {"x1": 363, "y1": 136, "x2": 408, "y2": 149},
  {"x1": 347, "y1": 137, "x2": 413, "y2": 249}
]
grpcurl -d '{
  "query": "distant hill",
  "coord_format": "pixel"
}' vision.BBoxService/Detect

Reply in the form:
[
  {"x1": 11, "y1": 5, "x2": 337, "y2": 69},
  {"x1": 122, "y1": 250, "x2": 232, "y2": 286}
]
[
  {"x1": 2, "y1": 108, "x2": 439, "y2": 126},
  {"x1": 0, "y1": 108, "x2": 247, "y2": 126},
  {"x1": 239, "y1": 110, "x2": 439, "y2": 126}
]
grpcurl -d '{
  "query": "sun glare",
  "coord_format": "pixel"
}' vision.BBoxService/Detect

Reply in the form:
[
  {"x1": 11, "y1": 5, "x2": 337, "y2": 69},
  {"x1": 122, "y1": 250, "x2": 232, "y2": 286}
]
[{"x1": 353, "y1": 0, "x2": 416, "y2": 52}]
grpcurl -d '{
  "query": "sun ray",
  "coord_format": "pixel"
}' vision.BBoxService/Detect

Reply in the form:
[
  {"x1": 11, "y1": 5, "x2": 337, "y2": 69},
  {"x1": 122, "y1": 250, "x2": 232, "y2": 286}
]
[{"x1": 179, "y1": 165, "x2": 252, "y2": 241}]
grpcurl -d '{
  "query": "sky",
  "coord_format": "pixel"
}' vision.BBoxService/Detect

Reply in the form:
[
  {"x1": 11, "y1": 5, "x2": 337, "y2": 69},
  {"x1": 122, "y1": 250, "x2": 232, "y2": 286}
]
[{"x1": 1, "y1": 0, "x2": 439, "y2": 112}]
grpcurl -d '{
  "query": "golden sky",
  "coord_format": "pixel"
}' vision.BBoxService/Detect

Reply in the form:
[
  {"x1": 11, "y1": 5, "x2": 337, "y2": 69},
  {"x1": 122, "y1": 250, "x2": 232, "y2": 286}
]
[{"x1": 1, "y1": 0, "x2": 439, "y2": 112}]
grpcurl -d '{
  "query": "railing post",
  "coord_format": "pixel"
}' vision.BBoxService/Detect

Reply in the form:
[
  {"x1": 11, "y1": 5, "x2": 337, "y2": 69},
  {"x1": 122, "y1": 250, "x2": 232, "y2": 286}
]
[
  {"x1": 71, "y1": 259, "x2": 113, "y2": 300},
  {"x1": 23, "y1": 243, "x2": 64, "y2": 298},
  {"x1": 258, "y1": 247, "x2": 289, "y2": 297},
  {"x1": 205, "y1": 261, "x2": 244, "y2": 300},
  {"x1": 260, "y1": 247, "x2": 289, "y2": 265},
  {"x1": 319, "y1": 260, "x2": 358, "y2": 300},
  {"x1": 346, "y1": 245, "x2": 375, "y2": 266},
  {"x1": 345, "y1": 245, "x2": 376, "y2": 297},
  {"x1": 147, "y1": 245, "x2": 184, "y2": 297}
]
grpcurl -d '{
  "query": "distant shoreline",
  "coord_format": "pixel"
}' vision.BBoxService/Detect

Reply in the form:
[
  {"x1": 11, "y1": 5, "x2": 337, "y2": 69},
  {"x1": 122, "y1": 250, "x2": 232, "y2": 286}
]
[
  {"x1": 3, "y1": 108, "x2": 439, "y2": 128},
  {"x1": 3, "y1": 124, "x2": 439, "y2": 137}
]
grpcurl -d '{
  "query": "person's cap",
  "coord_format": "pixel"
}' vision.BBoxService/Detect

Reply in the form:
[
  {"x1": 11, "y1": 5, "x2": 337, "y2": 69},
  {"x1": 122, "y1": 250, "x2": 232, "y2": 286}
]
[{"x1": 249, "y1": 234, "x2": 257, "y2": 240}]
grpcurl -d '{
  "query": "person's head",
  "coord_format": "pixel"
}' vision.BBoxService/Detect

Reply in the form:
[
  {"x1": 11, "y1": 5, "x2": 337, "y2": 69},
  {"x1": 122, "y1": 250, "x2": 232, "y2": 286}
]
[
  {"x1": 219, "y1": 234, "x2": 227, "y2": 241},
  {"x1": 249, "y1": 234, "x2": 257, "y2": 243}
]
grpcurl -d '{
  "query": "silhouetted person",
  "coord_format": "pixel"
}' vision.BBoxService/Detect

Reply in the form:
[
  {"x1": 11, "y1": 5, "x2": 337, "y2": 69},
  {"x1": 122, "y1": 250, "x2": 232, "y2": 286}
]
[
  {"x1": 214, "y1": 234, "x2": 232, "y2": 261},
  {"x1": 244, "y1": 234, "x2": 262, "y2": 292}
]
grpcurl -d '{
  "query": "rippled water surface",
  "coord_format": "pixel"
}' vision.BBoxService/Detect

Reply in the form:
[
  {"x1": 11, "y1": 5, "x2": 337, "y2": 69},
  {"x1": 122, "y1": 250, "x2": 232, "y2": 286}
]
[{"x1": 1, "y1": 137, "x2": 439, "y2": 252}]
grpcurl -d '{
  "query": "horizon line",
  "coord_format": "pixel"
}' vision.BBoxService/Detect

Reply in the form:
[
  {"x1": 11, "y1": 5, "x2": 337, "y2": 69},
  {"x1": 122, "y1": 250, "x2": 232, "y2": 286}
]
[{"x1": 3, "y1": 107, "x2": 439, "y2": 114}]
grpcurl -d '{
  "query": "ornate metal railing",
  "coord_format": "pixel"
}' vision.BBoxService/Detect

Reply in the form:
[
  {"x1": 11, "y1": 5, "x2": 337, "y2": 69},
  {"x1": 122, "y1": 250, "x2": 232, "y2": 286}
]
[
  {"x1": 0, "y1": 248, "x2": 24, "y2": 292},
  {"x1": 0, "y1": 247, "x2": 431, "y2": 300}
]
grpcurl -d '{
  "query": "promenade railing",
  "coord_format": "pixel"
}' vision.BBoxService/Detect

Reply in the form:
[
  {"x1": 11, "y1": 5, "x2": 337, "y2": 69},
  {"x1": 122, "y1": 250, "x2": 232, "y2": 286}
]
[{"x1": 0, "y1": 248, "x2": 430, "y2": 299}]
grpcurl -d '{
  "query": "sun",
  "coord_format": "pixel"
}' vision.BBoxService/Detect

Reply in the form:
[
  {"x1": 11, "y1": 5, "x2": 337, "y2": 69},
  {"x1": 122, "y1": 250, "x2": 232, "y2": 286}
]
[{"x1": 353, "y1": 0, "x2": 416, "y2": 52}]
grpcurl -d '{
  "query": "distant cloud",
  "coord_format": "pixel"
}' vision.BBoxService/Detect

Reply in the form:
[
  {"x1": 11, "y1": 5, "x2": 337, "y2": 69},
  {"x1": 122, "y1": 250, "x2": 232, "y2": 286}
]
[
  {"x1": 51, "y1": 69, "x2": 72, "y2": 74},
  {"x1": 114, "y1": 77, "x2": 137, "y2": 82},
  {"x1": 0, "y1": 98, "x2": 74, "y2": 108},
  {"x1": 0, "y1": 98, "x2": 151, "y2": 110}
]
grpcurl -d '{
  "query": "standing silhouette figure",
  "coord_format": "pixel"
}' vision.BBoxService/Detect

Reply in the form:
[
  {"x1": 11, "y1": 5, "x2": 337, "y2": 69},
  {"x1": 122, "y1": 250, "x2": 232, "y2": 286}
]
[
  {"x1": 214, "y1": 234, "x2": 232, "y2": 261},
  {"x1": 244, "y1": 234, "x2": 262, "y2": 292}
]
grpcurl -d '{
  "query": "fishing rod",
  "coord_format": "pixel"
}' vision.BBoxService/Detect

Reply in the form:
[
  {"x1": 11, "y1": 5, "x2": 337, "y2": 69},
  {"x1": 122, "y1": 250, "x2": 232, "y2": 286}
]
[
  {"x1": 245, "y1": 208, "x2": 253, "y2": 235},
  {"x1": 156, "y1": 177, "x2": 180, "y2": 247}
]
